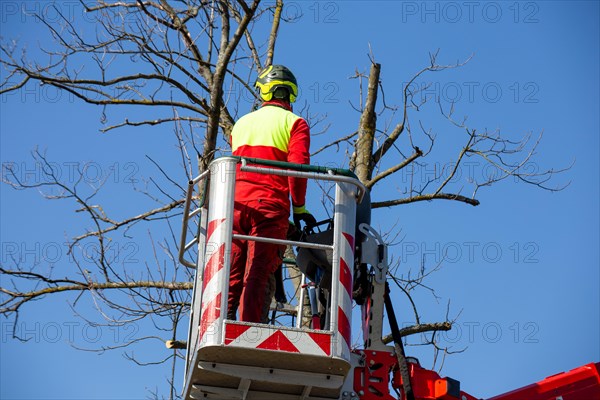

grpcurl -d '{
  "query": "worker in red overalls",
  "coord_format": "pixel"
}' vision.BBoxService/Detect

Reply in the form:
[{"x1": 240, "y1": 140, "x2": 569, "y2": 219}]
[{"x1": 228, "y1": 65, "x2": 316, "y2": 323}]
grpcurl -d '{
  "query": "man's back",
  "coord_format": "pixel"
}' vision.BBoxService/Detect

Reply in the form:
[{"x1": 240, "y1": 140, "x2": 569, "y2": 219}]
[{"x1": 231, "y1": 101, "x2": 310, "y2": 211}]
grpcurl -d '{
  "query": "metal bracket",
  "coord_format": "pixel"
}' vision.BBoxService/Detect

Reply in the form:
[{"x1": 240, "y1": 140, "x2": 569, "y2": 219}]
[
  {"x1": 352, "y1": 350, "x2": 397, "y2": 400},
  {"x1": 358, "y1": 223, "x2": 388, "y2": 283},
  {"x1": 357, "y1": 224, "x2": 392, "y2": 351},
  {"x1": 340, "y1": 391, "x2": 360, "y2": 400},
  {"x1": 237, "y1": 379, "x2": 250, "y2": 400},
  {"x1": 300, "y1": 386, "x2": 312, "y2": 400}
]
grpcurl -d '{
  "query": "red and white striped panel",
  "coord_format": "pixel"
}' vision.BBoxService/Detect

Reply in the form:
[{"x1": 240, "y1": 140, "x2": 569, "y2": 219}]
[
  {"x1": 199, "y1": 218, "x2": 226, "y2": 343},
  {"x1": 224, "y1": 322, "x2": 332, "y2": 357},
  {"x1": 336, "y1": 232, "x2": 355, "y2": 358}
]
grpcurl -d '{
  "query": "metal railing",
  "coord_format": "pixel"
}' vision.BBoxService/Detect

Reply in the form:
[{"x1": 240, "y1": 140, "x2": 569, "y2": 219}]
[
  {"x1": 239, "y1": 157, "x2": 367, "y2": 202},
  {"x1": 179, "y1": 157, "x2": 367, "y2": 270},
  {"x1": 178, "y1": 170, "x2": 210, "y2": 269}
]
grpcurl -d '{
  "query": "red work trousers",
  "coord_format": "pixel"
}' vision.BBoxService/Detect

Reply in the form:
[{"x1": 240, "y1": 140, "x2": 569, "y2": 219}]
[{"x1": 227, "y1": 199, "x2": 289, "y2": 323}]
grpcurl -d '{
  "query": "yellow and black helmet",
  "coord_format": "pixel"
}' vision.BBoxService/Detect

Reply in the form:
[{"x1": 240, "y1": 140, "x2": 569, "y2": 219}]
[{"x1": 255, "y1": 65, "x2": 298, "y2": 103}]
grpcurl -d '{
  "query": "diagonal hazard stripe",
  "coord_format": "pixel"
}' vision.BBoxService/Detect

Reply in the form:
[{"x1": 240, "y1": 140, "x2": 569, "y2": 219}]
[
  {"x1": 279, "y1": 329, "x2": 330, "y2": 356},
  {"x1": 256, "y1": 330, "x2": 299, "y2": 353},
  {"x1": 224, "y1": 323, "x2": 331, "y2": 356},
  {"x1": 202, "y1": 244, "x2": 225, "y2": 291},
  {"x1": 308, "y1": 332, "x2": 331, "y2": 356},
  {"x1": 342, "y1": 232, "x2": 354, "y2": 251},
  {"x1": 200, "y1": 294, "x2": 221, "y2": 340},
  {"x1": 340, "y1": 257, "x2": 353, "y2": 298},
  {"x1": 206, "y1": 218, "x2": 225, "y2": 241},
  {"x1": 338, "y1": 306, "x2": 351, "y2": 348},
  {"x1": 224, "y1": 323, "x2": 252, "y2": 345}
]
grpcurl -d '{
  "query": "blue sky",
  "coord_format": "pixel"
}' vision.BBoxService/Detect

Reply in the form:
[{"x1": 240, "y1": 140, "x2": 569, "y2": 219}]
[{"x1": 1, "y1": 1, "x2": 599, "y2": 399}]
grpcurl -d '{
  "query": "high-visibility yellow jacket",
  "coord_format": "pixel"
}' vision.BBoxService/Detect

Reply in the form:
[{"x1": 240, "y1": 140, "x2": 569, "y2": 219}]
[{"x1": 231, "y1": 100, "x2": 310, "y2": 211}]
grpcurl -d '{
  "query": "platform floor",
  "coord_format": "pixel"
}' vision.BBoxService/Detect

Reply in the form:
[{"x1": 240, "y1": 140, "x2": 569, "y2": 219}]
[{"x1": 184, "y1": 342, "x2": 351, "y2": 399}]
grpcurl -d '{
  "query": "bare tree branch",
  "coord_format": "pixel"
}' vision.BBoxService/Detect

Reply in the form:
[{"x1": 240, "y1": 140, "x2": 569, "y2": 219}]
[
  {"x1": 350, "y1": 62, "x2": 380, "y2": 182},
  {"x1": 373, "y1": 193, "x2": 480, "y2": 208},
  {"x1": 266, "y1": 0, "x2": 283, "y2": 66},
  {"x1": 366, "y1": 147, "x2": 423, "y2": 189}
]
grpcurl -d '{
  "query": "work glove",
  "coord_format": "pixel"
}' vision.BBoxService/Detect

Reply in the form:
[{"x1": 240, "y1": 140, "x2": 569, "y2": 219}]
[
  {"x1": 287, "y1": 221, "x2": 302, "y2": 241},
  {"x1": 293, "y1": 205, "x2": 317, "y2": 231}
]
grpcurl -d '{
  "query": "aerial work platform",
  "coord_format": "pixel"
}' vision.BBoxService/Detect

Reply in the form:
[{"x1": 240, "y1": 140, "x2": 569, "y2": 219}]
[
  {"x1": 179, "y1": 157, "x2": 367, "y2": 400},
  {"x1": 178, "y1": 157, "x2": 600, "y2": 400}
]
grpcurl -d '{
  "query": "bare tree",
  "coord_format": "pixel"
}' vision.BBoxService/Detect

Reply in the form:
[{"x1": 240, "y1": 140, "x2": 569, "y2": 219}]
[{"x1": 1, "y1": 1, "x2": 566, "y2": 398}]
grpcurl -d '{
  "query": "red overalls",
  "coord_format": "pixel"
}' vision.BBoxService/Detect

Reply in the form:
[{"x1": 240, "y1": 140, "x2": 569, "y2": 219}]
[{"x1": 228, "y1": 100, "x2": 310, "y2": 322}]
